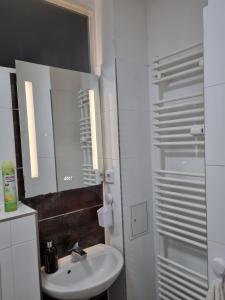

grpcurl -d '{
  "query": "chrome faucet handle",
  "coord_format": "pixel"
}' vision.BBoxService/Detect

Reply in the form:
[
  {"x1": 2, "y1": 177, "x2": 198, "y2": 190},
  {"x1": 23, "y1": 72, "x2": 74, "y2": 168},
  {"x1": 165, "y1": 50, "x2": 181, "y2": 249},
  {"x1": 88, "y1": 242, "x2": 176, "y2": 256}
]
[
  {"x1": 68, "y1": 242, "x2": 79, "y2": 252},
  {"x1": 68, "y1": 242, "x2": 87, "y2": 263}
]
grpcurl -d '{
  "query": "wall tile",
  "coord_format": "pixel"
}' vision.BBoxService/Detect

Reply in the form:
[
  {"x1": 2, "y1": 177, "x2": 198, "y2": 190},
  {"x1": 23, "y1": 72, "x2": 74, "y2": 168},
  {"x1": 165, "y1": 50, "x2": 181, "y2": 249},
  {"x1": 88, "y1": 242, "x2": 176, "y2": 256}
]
[
  {"x1": 118, "y1": 109, "x2": 151, "y2": 159},
  {"x1": 100, "y1": 64, "x2": 118, "y2": 112},
  {"x1": 102, "y1": 109, "x2": 114, "y2": 159},
  {"x1": 108, "y1": 109, "x2": 120, "y2": 160},
  {"x1": 99, "y1": 0, "x2": 116, "y2": 66},
  {"x1": 207, "y1": 240, "x2": 225, "y2": 282},
  {"x1": 206, "y1": 166, "x2": 225, "y2": 244},
  {"x1": 205, "y1": 84, "x2": 225, "y2": 165},
  {"x1": 204, "y1": 2, "x2": 225, "y2": 87},
  {"x1": 12, "y1": 110, "x2": 23, "y2": 168},
  {"x1": 114, "y1": 0, "x2": 148, "y2": 64},
  {"x1": 116, "y1": 59, "x2": 149, "y2": 111},
  {"x1": 16, "y1": 167, "x2": 25, "y2": 200},
  {"x1": 10, "y1": 74, "x2": 18, "y2": 109},
  {"x1": 38, "y1": 206, "x2": 104, "y2": 262},
  {"x1": 24, "y1": 185, "x2": 103, "y2": 220},
  {"x1": 120, "y1": 156, "x2": 152, "y2": 201}
]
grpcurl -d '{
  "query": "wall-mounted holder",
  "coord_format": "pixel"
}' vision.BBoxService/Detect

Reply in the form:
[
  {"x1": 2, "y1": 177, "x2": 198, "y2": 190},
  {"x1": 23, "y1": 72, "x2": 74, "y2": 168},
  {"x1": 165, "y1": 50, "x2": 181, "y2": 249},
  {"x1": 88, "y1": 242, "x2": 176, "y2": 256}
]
[
  {"x1": 97, "y1": 193, "x2": 113, "y2": 228},
  {"x1": 190, "y1": 125, "x2": 205, "y2": 136},
  {"x1": 212, "y1": 257, "x2": 225, "y2": 278}
]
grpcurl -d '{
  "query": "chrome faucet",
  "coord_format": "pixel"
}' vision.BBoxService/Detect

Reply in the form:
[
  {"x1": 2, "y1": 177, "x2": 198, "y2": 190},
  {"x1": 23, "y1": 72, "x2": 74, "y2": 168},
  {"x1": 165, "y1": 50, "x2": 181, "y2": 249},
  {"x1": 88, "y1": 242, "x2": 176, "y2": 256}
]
[{"x1": 68, "y1": 242, "x2": 87, "y2": 263}]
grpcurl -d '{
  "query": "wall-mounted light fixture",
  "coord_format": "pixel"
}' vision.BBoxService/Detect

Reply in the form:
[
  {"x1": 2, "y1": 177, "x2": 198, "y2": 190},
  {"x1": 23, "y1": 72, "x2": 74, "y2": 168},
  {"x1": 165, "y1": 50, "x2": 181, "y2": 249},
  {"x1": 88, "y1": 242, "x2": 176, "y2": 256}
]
[
  {"x1": 25, "y1": 81, "x2": 39, "y2": 178},
  {"x1": 89, "y1": 89, "x2": 98, "y2": 170}
]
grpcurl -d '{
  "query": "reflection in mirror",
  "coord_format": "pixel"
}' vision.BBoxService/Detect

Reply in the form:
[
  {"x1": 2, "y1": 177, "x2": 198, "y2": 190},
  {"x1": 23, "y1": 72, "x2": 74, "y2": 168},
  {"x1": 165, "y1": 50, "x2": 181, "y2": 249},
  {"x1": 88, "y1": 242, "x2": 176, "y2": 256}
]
[{"x1": 16, "y1": 61, "x2": 103, "y2": 198}]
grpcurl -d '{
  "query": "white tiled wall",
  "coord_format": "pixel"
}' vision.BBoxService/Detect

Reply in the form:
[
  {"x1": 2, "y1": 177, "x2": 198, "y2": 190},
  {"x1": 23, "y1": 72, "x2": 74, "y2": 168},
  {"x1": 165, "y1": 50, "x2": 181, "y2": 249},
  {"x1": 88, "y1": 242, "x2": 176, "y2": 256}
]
[
  {"x1": 204, "y1": 0, "x2": 225, "y2": 88},
  {"x1": 114, "y1": 0, "x2": 148, "y2": 65},
  {"x1": 205, "y1": 84, "x2": 225, "y2": 166},
  {"x1": 95, "y1": 0, "x2": 155, "y2": 299},
  {"x1": 114, "y1": 1, "x2": 155, "y2": 298},
  {"x1": 206, "y1": 166, "x2": 225, "y2": 245},
  {"x1": 117, "y1": 58, "x2": 155, "y2": 299},
  {"x1": 204, "y1": 0, "x2": 225, "y2": 283},
  {"x1": 0, "y1": 68, "x2": 16, "y2": 205}
]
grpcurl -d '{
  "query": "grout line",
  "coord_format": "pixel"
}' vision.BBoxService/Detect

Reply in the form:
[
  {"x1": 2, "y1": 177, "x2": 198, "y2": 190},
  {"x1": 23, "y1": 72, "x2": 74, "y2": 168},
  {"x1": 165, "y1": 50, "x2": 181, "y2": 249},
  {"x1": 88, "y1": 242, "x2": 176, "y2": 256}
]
[
  {"x1": 205, "y1": 81, "x2": 225, "y2": 89},
  {"x1": 0, "y1": 106, "x2": 14, "y2": 110},
  {"x1": 38, "y1": 204, "x2": 102, "y2": 223}
]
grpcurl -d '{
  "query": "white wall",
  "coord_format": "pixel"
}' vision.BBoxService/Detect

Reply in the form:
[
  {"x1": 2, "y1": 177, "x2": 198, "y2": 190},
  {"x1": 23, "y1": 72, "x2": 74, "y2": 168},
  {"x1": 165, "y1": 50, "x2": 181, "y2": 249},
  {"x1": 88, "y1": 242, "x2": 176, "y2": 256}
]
[{"x1": 204, "y1": 0, "x2": 225, "y2": 283}]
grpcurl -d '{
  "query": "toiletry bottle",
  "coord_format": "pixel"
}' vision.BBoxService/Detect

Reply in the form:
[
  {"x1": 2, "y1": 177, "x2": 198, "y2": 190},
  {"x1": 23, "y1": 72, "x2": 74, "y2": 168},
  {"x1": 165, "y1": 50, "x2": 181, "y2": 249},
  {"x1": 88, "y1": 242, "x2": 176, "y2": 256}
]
[
  {"x1": 44, "y1": 241, "x2": 59, "y2": 274},
  {"x1": 2, "y1": 161, "x2": 17, "y2": 212}
]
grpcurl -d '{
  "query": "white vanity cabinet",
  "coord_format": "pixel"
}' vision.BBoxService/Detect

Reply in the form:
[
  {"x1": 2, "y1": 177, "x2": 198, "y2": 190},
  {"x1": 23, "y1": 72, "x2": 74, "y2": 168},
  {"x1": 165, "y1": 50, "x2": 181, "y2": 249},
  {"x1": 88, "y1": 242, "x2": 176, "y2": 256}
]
[
  {"x1": 0, "y1": 247, "x2": 14, "y2": 300},
  {"x1": 0, "y1": 205, "x2": 41, "y2": 300}
]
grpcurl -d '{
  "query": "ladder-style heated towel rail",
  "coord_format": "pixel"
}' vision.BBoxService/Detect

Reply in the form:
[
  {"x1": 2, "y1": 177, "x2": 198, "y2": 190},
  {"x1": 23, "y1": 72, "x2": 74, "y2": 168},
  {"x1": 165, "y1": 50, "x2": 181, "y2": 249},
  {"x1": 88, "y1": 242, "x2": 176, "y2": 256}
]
[{"x1": 152, "y1": 43, "x2": 208, "y2": 300}]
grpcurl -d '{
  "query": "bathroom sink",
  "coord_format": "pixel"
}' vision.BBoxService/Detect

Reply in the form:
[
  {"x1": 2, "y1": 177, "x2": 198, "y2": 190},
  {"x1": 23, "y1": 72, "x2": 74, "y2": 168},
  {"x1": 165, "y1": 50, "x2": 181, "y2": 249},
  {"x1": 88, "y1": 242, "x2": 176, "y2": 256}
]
[{"x1": 41, "y1": 244, "x2": 124, "y2": 299}]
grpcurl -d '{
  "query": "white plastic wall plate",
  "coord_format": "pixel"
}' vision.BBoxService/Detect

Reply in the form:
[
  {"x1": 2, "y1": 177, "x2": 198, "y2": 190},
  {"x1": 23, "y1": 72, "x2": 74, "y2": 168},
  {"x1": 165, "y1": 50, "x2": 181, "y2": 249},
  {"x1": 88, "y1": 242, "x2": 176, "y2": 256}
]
[
  {"x1": 105, "y1": 193, "x2": 113, "y2": 205},
  {"x1": 130, "y1": 202, "x2": 149, "y2": 240},
  {"x1": 105, "y1": 169, "x2": 115, "y2": 184},
  {"x1": 212, "y1": 257, "x2": 225, "y2": 277}
]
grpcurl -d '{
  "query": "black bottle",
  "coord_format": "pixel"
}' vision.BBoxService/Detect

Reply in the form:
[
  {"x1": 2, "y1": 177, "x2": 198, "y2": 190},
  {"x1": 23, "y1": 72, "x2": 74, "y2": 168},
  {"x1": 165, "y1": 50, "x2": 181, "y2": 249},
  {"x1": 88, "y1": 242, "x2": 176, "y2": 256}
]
[{"x1": 44, "y1": 241, "x2": 59, "y2": 274}]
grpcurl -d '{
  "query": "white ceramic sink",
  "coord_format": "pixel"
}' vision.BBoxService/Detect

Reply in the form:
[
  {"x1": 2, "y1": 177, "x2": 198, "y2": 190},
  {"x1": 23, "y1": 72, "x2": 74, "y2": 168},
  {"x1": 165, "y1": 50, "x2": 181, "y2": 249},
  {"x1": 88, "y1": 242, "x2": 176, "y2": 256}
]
[{"x1": 41, "y1": 244, "x2": 124, "y2": 299}]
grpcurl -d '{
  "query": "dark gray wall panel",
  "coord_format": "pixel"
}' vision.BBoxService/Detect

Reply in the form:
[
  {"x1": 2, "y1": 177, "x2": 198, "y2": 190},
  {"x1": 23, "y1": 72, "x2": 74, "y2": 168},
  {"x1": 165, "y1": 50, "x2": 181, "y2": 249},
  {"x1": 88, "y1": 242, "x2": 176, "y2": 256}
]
[{"x1": 0, "y1": 0, "x2": 90, "y2": 72}]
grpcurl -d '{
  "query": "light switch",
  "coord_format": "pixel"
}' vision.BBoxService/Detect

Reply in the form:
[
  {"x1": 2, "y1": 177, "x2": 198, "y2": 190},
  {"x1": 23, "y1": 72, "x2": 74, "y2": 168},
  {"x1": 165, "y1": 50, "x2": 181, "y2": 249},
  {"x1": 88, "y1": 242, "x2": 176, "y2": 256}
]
[{"x1": 130, "y1": 202, "x2": 149, "y2": 239}]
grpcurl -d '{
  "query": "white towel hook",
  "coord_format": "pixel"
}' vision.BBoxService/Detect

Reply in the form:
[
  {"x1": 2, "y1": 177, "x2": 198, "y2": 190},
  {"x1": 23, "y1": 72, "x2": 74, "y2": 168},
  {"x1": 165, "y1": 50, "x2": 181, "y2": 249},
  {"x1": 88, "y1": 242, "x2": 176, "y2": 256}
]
[{"x1": 212, "y1": 257, "x2": 225, "y2": 278}]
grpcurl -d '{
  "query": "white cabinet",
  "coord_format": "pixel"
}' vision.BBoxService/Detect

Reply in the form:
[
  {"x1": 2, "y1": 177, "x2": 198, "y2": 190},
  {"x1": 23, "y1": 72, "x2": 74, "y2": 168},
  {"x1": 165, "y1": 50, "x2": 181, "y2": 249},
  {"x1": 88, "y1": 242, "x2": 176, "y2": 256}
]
[
  {"x1": 12, "y1": 240, "x2": 40, "y2": 300},
  {"x1": 0, "y1": 248, "x2": 14, "y2": 300},
  {"x1": 0, "y1": 222, "x2": 11, "y2": 250},
  {"x1": 0, "y1": 212, "x2": 41, "y2": 300}
]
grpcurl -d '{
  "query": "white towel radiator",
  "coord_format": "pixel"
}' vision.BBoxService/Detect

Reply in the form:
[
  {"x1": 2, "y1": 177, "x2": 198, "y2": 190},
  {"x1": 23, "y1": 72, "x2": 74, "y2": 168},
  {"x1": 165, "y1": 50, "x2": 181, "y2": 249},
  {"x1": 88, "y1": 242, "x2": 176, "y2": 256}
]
[{"x1": 152, "y1": 43, "x2": 208, "y2": 300}]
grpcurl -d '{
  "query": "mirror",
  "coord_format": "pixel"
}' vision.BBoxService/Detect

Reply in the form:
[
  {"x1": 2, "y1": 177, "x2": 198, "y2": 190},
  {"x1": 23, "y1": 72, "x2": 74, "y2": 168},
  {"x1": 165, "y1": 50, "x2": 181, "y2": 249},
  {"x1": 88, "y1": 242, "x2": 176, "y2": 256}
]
[{"x1": 16, "y1": 61, "x2": 103, "y2": 198}]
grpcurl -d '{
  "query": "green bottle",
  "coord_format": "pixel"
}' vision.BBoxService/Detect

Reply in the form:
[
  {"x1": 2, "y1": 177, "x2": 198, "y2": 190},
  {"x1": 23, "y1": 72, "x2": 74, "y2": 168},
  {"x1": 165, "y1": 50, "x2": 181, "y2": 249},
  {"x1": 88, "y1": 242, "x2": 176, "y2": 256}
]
[{"x1": 2, "y1": 161, "x2": 17, "y2": 212}]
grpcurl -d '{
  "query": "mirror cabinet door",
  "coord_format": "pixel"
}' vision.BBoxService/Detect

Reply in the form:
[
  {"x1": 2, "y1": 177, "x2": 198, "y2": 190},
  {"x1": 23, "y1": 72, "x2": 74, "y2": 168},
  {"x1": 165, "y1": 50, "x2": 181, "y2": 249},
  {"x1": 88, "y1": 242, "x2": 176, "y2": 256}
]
[{"x1": 16, "y1": 60, "x2": 103, "y2": 198}]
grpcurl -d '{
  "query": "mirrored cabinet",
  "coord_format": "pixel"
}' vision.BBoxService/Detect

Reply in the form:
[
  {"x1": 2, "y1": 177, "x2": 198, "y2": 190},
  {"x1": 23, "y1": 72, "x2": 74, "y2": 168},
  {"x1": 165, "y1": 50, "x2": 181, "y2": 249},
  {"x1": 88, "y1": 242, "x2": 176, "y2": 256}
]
[{"x1": 16, "y1": 61, "x2": 103, "y2": 198}]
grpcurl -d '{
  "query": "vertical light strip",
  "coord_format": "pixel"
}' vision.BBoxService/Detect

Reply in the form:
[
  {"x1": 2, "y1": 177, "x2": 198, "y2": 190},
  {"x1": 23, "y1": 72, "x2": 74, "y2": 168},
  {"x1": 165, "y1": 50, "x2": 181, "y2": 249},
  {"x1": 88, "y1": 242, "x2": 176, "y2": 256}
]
[
  {"x1": 25, "y1": 81, "x2": 39, "y2": 178},
  {"x1": 89, "y1": 89, "x2": 98, "y2": 170}
]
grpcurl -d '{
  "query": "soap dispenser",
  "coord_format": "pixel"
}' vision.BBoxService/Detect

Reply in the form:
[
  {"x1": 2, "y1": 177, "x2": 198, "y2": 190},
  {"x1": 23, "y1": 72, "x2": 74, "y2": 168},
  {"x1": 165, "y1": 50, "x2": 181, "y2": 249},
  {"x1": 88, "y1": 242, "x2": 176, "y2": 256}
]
[{"x1": 44, "y1": 241, "x2": 58, "y2": 274}]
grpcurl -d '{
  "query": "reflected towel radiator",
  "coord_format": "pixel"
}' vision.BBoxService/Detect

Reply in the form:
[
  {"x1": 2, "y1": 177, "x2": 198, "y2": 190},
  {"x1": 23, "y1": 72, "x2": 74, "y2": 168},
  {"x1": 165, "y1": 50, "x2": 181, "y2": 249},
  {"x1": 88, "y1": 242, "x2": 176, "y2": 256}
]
[
  {"x1": 78, "y1": 89, "x2": 99, "y2": 186},
  {"x1": 152, "y1": 43, "x2": 208, "y2": 300}
]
